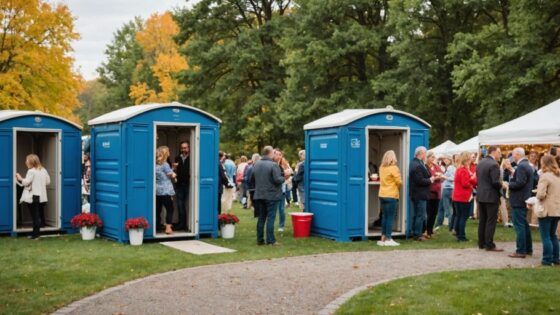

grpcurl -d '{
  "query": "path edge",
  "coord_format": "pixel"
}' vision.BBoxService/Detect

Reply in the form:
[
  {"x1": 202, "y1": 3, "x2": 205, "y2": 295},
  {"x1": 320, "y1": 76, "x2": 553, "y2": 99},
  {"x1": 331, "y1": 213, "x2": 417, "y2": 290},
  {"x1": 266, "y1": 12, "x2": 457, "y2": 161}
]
[{"x1": 318, "y1": 266, "x2": 525, "y2": 315}]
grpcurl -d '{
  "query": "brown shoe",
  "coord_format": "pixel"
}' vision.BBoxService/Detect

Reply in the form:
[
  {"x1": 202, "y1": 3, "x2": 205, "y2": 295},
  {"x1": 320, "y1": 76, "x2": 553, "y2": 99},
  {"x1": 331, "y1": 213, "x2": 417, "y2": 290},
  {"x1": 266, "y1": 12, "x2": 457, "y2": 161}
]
[
  {"x1": 508, "y1": 253, "x2": 526, "y2": 258},
  {"x1": 486, "y1": 248, "x2": 504, "y2": 252},
  {"x1": 415, "y1": 236, "x2": 428, "y2": 241}
]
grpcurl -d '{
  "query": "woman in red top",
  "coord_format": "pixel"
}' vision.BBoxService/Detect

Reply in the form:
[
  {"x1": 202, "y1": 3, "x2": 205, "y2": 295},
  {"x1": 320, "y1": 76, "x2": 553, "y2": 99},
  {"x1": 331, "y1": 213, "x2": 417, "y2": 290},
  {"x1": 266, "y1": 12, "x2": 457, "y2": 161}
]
[
  {"x1": 453, "y1": 152, "x2": 478, "y2": 241},
  {"x1": 425, "y1": 151, "x2": 443, "y2": 238}
]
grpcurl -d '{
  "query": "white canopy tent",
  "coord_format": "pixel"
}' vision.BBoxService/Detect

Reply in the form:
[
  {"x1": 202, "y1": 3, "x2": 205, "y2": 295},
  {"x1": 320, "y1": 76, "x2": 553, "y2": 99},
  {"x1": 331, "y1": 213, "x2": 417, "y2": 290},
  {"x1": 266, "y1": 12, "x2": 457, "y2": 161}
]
[
  {"x1": 448, "y1": 136, "x2": 479, "y2": 155},
  {"x1": 430, "y1": 140, "x2": 457, "y2": 157},
  {"x1": 479, "y1": 98, "x2": 560, "y2": 145}
]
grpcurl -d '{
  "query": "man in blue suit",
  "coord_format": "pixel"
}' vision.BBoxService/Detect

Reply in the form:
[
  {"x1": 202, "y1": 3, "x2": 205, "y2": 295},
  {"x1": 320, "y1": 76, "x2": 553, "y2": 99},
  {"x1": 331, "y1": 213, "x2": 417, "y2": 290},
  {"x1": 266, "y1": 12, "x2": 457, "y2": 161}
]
[{"x1": 507, "y1": 147, "x2": 534, "y2": 258}]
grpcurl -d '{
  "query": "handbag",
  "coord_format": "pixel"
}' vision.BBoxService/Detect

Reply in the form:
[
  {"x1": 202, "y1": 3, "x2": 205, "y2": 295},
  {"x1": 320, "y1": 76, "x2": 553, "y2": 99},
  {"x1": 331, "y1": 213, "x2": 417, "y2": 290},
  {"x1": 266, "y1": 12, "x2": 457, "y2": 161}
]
[
  {"x1": 532, "y1": 199, "x2": 547, "y2": 218},
  {"x1": 20, "y1": 186, "x2": 33, "y2": 204}
]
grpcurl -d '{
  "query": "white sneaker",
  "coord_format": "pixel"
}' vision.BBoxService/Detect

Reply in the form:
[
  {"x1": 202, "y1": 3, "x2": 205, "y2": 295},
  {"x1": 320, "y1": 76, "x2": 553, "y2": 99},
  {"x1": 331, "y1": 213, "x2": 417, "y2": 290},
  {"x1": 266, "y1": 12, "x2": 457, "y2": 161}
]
[
  {"x1": 376, "y1": 240, "x2": 386, "y2": 246},
  {"x1": 278, "y1": 228, "x2": 284, "y2": 232},
  {"x1": 434, "y1": 226, "x2": 441, "y2": 231},
  {"x1": 385, "y1": 239, "x2": 400, "y2": 246}
]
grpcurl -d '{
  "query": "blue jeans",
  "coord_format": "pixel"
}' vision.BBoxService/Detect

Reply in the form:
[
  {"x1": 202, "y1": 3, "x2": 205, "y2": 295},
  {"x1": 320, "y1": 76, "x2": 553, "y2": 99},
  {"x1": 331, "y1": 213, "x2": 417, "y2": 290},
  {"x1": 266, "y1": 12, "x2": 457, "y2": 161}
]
[
  {"x1": 454, "y1": 202, "x2": 470, "y2": 241},
  {"x1": 538, "y1": 217, "x2": 559, "y2": 265},
  {"x1": 175, "y1": 185, "x2": 189, "y2": 228},
  {"x1": 512, "y1": 207, "x2": 533, "y2": 255},
  {"x1": 437, "y1": 188, "x2": 453, "y2": 226},
  {"x1": 256, "y1": 199, "x2": 278, "y2": 244},
  {"x1": 411, "y1": 199, "x2": 427, "y2": 238},
  {"x1": 276, "y1": 199, "x2": 286, "y2": 228},
  {"x1": 380, "y1": 198, "x2": 398, "y2": 240}
]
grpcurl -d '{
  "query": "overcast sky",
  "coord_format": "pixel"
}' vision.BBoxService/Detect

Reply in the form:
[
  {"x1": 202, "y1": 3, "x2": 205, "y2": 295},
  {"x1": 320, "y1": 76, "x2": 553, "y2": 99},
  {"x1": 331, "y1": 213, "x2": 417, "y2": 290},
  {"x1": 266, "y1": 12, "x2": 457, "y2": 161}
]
[{"x1": 64, "y1": 0, "x2": 193, "y2": 80}]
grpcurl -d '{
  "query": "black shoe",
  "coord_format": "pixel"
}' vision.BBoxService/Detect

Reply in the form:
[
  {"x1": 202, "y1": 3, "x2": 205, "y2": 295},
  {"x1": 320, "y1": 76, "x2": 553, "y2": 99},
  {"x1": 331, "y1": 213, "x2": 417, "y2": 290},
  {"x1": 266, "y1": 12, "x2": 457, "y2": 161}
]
[
  {"x1": 27, "y1": 236, "x2": 40, "y2": 240},
  {"x1": 257, "y1": 241, "x2": 266, "y2": 246}
]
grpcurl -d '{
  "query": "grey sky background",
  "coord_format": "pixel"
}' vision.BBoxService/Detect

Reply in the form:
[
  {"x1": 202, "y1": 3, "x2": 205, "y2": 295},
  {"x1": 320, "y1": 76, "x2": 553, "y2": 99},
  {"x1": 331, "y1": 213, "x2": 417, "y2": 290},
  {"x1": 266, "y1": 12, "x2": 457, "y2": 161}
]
[{"x1": 64, "y1": 0, "x2": 193, "y2": 80}]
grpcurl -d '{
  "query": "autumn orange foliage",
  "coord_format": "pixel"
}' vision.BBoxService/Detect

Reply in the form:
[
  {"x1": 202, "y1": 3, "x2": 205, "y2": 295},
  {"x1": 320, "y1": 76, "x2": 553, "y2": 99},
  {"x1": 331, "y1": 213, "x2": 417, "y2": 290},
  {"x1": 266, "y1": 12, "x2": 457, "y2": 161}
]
[
  {"x1": 0, "y1": 0, "x2": 83, "y2": 121},
  {"x1": 129, "y1": 12, "x2": 188, "y2": 104}
]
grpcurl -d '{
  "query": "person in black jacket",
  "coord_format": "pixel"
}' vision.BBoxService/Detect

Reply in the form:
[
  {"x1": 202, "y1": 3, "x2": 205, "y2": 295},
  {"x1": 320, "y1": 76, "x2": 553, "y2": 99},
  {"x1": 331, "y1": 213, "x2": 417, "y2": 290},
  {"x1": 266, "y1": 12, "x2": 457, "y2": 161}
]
[
  {"x1": 476, "y1": 146, "x2": 506, "y2": 251},
  {"x1": 173, "y1": 141, "x2": 190, "y2": 231},
  {"x1": 252, "y1": 146, "x2": 285, "y2": 246},
  {"x1": 507, "y1": 147, "x2": 534, "y2": 258},
  {"x1": 409, "y1": 146, "x2": 436, "y2": 240},
  {"x1": 218, "y1": 151, "x2": 233, "y2": 216}
]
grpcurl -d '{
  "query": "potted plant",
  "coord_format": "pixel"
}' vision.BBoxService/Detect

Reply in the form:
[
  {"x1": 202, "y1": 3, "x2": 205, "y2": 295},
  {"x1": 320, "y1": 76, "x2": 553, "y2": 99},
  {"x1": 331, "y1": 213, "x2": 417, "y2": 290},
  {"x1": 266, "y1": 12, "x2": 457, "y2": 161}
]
[
  {"x1": 125, "y1": 217, "x2": 150, "y2": 246},
  {"x1": 218, "y1": 213, "x2": 239, "y2": 239},
  {"x1": 71, "y1": 213, "x2": 103, "y2": 240}
]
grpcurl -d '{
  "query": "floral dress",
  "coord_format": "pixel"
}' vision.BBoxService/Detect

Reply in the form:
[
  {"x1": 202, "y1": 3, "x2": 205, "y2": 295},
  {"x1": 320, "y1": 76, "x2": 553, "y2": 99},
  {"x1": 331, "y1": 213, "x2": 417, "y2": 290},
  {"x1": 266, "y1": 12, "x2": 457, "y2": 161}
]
[{"x1": 155, "y1": 162, "x2": 175, "y2": 196}]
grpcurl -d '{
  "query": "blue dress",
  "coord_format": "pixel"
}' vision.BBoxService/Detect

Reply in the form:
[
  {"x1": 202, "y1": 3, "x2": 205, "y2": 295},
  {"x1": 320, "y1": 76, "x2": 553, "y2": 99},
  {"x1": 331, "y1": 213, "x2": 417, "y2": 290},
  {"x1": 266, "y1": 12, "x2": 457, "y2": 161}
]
[{"x1": 155, "y1": 162, "x2": 175, "y2": 196}]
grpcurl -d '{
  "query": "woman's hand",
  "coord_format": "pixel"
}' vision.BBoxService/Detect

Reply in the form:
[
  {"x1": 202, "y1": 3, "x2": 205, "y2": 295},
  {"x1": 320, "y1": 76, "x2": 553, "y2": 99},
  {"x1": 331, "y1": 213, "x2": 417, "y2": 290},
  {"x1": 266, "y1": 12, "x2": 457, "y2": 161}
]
[{"x1": 15, "y1": 173, "x2": 22, "y2": 182}]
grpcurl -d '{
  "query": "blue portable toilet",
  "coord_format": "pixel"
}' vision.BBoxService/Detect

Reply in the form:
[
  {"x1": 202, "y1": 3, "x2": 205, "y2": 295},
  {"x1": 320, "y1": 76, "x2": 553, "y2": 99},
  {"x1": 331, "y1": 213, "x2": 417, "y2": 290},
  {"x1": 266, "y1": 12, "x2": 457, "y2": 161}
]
[
  {"x1": 303, "y1": 106, "x2": 430, "y2": 242},
  {"x1": 88, "y1": 102, "x2": 221, "y2": 242},
  {"x1": 0, "y1": 110, "x2": 82, "y2": 235}
]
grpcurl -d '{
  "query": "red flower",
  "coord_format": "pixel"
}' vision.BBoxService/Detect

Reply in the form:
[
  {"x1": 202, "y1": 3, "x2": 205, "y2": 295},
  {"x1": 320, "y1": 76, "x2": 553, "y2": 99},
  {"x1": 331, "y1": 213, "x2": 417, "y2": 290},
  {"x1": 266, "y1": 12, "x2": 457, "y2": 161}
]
[
  {"x1": 71, "y1": 213, "x2": 103, "y2": 228},
  {"x1": 125, "y1": 217, "x2": 150, "y2": 231},
  {"x1": 218, "y1": 213, "x2": 240, "y2": 226}
]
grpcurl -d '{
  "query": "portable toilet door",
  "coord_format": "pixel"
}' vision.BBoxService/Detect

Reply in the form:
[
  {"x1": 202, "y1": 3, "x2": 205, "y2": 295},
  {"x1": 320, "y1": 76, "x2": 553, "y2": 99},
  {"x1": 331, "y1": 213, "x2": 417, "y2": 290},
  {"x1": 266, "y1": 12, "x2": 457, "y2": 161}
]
[
  {"x1": 303, "y1": 106, "x2": 430, "y2": 242},
  {"x1": 0, "y1": 110, "x2": 82, "y2": 236},
  {"x1": 88, "y1": 102, "x2": 221, "y2": 243}
]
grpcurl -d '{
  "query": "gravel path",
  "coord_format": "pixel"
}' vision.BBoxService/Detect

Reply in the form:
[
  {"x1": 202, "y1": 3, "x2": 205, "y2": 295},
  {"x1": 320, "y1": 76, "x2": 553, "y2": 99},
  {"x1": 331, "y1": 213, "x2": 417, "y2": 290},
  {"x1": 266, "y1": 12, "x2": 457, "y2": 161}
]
[{"x1": 54, "y1": 242, "x2": 540, "y2": 315}]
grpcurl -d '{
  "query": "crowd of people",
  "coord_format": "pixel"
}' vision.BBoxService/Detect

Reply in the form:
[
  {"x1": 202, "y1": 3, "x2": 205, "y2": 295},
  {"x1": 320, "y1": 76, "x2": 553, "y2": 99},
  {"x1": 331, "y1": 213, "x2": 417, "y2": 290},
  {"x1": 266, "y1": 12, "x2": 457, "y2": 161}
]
[
  {"x1": 218, "y1": 147, "x2": 306, "y2": 245},
  {"x1": 394, "y1": 145, "x2": 560, "y2": 266},
  {"x1": 18, "y1": 136, "x2": 559, "y2": 265}
]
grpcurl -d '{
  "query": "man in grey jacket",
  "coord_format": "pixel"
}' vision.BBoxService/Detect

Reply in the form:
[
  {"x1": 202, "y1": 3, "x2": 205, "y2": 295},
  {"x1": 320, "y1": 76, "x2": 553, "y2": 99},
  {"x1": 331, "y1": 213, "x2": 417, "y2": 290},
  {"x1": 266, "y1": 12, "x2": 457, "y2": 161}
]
[{"x1": 253, "y1": 146, "x2": 285, "y2": 245}]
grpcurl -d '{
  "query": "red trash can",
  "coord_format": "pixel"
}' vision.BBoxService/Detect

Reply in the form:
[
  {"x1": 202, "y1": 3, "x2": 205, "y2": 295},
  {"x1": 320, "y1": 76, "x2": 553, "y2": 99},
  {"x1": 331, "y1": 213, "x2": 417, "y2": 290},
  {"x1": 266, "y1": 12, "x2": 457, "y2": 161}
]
[{"x1": 290, "y1": 212, "x2": 313, "y2": 238}]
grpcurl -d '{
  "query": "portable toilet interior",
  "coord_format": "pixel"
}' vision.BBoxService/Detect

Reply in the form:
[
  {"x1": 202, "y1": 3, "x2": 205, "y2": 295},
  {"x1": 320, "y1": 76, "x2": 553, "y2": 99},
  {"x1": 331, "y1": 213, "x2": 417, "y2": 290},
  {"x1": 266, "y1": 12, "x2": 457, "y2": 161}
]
[
  {"x1": 0, "y1": 110, "x2": 82, "y2": 235},
  {"x1": 303, "y1": 106, "x2": 430, "y2": 242},
  {"x1": 88, "y1": 102, "x2": 221, "y2": 242}
]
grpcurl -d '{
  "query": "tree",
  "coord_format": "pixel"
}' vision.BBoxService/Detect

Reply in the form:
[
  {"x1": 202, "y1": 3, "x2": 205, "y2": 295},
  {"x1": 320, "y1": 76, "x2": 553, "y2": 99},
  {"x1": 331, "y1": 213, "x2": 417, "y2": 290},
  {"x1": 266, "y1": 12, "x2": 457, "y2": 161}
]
[
  {"x1": 450, "y1": 0, "x2": 560, "y2": 129},
  {"x1": 129, "y1": 12, "x2": 188, "y2": 104},
  {"x1": 97, "y1": 18, "x2": 144, "y2": 111},
  {"x1": 74, "y1": 80, "x2": 108, "y2": 133},
  {"x1": 174, "y1": 0, "x2": 292, "y2": 153},
  {"x1": 373, "y1": 0, "x2": 491, "y2": 143},
  {"x1": 0, "y1": 0, "x2": 82, "y2": 120},
  {"x1": 280, "y1": 0, "x2": 392, "y2": 146}
]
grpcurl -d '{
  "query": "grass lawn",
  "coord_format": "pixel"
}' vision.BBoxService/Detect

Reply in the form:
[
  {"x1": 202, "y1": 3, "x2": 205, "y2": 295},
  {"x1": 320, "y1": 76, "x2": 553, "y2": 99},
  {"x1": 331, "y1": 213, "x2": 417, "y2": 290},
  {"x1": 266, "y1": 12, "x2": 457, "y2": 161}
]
[
  {"x1": 0, "y1": 202, "x2": 540, "y2": 315},
  {"x1": 336, "y1": 268, "x2": 560, "y2": 315}
]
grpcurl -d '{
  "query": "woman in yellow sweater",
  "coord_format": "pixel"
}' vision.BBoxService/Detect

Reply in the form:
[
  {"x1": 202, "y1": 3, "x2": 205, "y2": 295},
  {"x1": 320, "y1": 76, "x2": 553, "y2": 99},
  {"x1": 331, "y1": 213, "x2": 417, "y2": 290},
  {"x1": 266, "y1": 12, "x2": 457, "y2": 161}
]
[{"x1": 378, "y1": 150, "x2": 403, "y2": 246}]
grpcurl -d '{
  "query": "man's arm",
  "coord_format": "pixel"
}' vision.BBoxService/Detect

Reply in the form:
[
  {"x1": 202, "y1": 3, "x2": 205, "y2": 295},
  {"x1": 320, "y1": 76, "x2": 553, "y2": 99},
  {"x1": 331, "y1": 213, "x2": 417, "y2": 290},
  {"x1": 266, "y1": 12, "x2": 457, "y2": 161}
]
[
  {"x1": 271, "y1": 164, "x2": 285, "y2": 185},
  {"x1": 509, "y1": 165, "x2": 528, "y2": 191},
  {"x1": 411, "y1": 164, "x2": 432, "y2": 186},
  {"x1": 489, "y1": 164, "x2": 503, "y2": 190}
]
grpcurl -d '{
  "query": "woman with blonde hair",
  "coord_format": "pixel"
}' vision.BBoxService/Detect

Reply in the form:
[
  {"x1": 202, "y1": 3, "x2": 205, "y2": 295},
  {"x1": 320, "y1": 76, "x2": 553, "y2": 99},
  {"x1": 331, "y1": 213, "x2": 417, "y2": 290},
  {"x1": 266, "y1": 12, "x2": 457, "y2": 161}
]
[
  {"x1": 377, "y1": 150, "x2": 402, "y2": 246},
  {"x1": 15, "y1": 154, "x2": 50, "y2": 239},
  {"x1": 535, "y1": 155, "x2": 560, "y2": 266},
  {"x1": 452, "y1": 152, "x2": 477, "y2": 242},
  {"x1": 499, "y1": 158, "x2": 512, "y2": 227},
  {"x1": 155, "y1": 146, "x2": 176, "y2": 234}
]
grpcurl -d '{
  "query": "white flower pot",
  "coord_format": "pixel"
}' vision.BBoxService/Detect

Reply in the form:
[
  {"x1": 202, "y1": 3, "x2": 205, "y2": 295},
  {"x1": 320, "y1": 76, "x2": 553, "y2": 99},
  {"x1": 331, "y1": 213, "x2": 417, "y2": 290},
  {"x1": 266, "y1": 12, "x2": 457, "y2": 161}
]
[
  {"x1": 220, "y1": 224, "x2": 235, "y2": 239},
  {"x1": 81, "y1": 226, "x2": 96, "y2": 240},
  {"x1": 129, "y1": 228, "x2": 144, "y2": 246}
]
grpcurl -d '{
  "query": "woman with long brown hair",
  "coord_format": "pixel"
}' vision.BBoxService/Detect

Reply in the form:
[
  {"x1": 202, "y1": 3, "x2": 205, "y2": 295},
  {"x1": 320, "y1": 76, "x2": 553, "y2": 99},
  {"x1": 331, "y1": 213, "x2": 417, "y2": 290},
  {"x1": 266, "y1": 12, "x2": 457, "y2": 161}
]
[
  {"x1": 425, "y1": 151, "x2": 443, "y2": 238},
  {"x1": 155, "y1": 146, "x2": 176, "y2": 235},
  {"x1": 535, "y1": 155, "x2": 560, "y2": 266},
  {"x1": 15, "y1": 154, "x2": 50, "y2": 240}
]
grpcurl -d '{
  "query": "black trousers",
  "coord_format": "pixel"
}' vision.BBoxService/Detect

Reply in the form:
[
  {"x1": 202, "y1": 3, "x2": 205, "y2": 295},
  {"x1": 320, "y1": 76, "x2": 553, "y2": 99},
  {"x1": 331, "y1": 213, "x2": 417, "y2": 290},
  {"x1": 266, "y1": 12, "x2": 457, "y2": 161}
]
[
  {"x1": 478, "y1": 202, "x2": 499, "y2": 249},
  {"x1": 425, "y1": 199, "x2": 440, "y2": 235},
  {"x1": 156, "y1": 195, "x2": 174, "y2": 226},
  {"x1": 28, "y1": 196, "x2": 41, "y2": 238}
]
